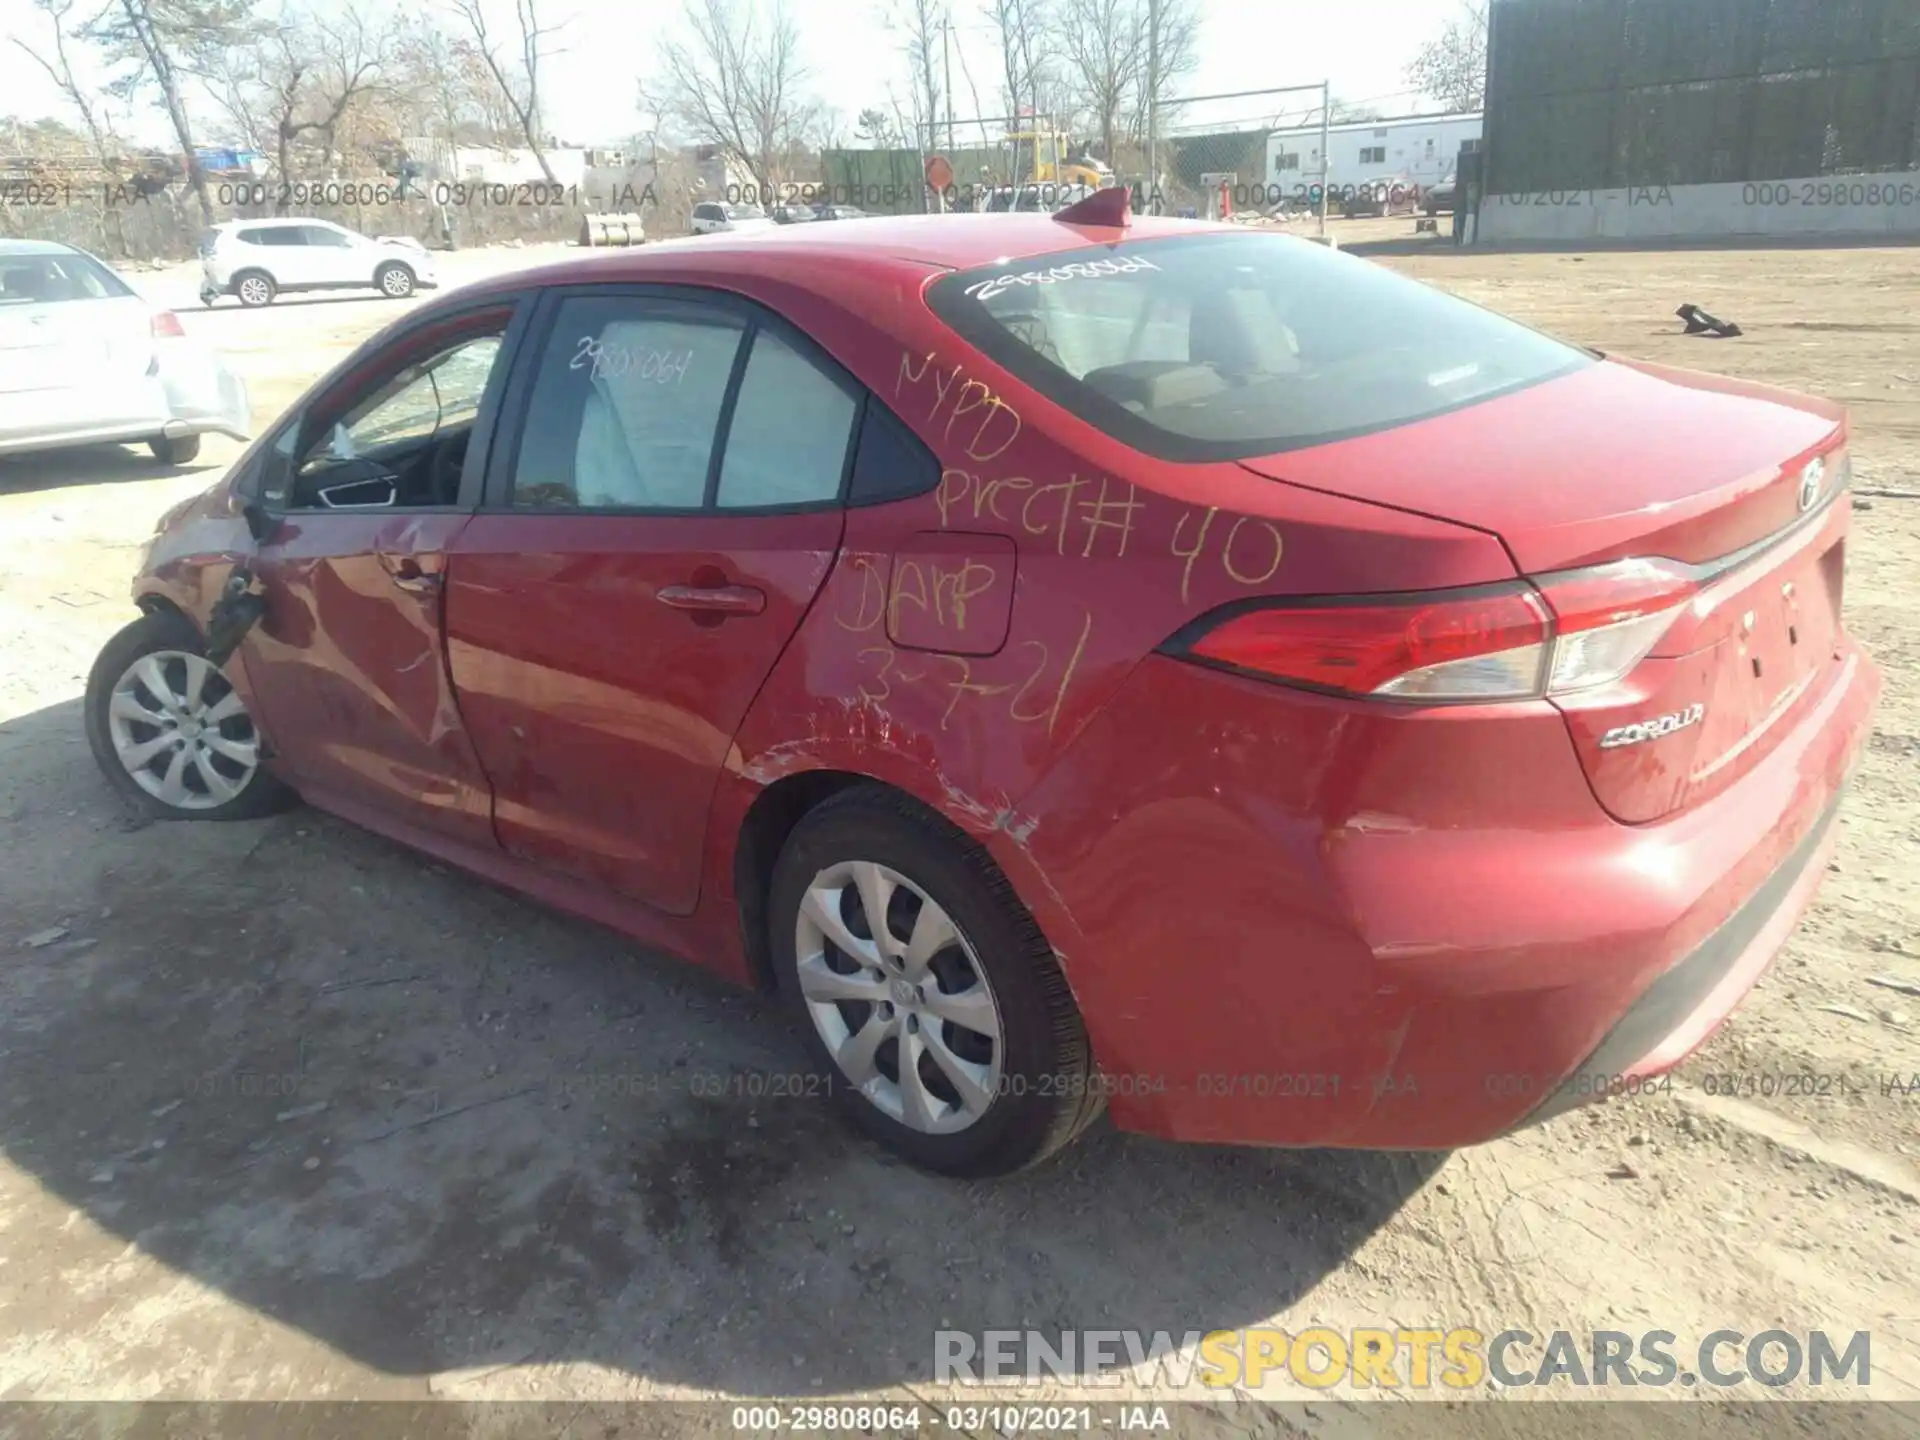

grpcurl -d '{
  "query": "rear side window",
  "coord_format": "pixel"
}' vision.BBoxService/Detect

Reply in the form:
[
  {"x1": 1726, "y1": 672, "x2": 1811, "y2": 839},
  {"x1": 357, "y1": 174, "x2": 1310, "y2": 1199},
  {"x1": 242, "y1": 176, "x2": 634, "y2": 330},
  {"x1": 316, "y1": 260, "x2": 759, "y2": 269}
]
[
  {"x1": 926, "y1": 232, "x2": 1592, "y2": 461},
  {"x1": 512, "y1": 296, "x2": 745, "y2": 509},
  {"x1": 848, "y1": 401, "x2": 940, "y2": 504},
  {"x1": 715, "y1": 329, "x2": 858, "y2": 508},
  {"x1": 238, "y1": 227, "x2": 300, "y2": 246}
]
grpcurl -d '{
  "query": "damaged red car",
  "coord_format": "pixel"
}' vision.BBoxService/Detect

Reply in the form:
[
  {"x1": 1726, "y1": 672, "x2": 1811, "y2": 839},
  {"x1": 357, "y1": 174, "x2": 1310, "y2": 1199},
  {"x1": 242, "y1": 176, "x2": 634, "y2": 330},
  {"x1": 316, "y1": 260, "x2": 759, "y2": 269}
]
[{"x1": 88, "y1": 197, "x2": 1880, "y2": 1176}]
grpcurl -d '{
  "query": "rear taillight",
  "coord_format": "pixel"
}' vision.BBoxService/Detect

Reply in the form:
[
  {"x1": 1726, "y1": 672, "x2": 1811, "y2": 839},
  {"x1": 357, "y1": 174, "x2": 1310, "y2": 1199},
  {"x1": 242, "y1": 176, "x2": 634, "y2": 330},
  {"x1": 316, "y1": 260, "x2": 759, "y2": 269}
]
[
  {"x1": 1173, "y1": 559, "x2": 1698, "y2": 704},
  {"x1": 1186, "y1": 586, "x2": 1551, "y2": 701},
  {"x1": 1533, "y1": 558, "x2": 1697, "y2": 693},
  {"x1": 151, "y1": 310, "x2": 186, "y2": 338}
]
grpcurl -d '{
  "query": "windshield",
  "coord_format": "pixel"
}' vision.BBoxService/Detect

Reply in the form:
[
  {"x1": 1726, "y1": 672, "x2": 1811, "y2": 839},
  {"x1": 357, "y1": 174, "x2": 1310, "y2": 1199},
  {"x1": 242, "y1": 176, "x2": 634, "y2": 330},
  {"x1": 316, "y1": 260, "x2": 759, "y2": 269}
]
[
  {"x1": 925, "y1": 232, "x2": 1592, "y2": 461},
  {"x1": 0, "y1": 251, "x2": 135, "y2": 305},
  {"x1": 726, "y1": 204, "x2": 766, "y2": 219}
]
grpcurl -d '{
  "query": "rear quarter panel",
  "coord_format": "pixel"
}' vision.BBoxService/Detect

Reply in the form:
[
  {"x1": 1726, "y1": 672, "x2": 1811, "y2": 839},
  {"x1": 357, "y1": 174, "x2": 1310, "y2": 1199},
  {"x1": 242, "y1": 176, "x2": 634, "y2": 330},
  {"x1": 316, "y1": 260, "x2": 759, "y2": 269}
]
[{"x1": 703, "y1": 253, "x2": 1517, "y2": 959}]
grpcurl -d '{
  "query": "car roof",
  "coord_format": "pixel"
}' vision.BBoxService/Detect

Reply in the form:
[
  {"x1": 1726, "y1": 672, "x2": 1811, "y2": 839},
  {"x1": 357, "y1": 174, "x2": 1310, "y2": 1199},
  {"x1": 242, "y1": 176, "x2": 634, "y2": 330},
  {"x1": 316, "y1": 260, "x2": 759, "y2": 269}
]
[
  {"x1": 561, "y1": 211, "x2": 1218, "y2": 275},
  {"x1": 413, "y1": 211, "x2": 1234, "y2": 330},
  {"x1": 0, "y1": 239, "x2": 85, "y2": 257}
]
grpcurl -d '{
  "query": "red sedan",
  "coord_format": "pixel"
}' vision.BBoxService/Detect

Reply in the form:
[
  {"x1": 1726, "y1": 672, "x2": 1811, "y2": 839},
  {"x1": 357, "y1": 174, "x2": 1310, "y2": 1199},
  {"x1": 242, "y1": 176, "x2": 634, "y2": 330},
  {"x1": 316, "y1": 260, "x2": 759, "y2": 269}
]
[{"x1": 87, "y1": 194, "x2": 1880, "y2": 1176}]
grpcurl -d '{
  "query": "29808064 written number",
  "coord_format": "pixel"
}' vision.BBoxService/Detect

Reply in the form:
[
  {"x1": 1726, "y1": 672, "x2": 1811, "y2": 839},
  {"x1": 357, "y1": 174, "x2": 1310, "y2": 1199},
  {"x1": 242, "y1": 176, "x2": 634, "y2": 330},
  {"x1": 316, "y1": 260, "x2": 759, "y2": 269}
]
[{"x1": 1743, "y1": 181, "x2": 1920, "y2": 207}]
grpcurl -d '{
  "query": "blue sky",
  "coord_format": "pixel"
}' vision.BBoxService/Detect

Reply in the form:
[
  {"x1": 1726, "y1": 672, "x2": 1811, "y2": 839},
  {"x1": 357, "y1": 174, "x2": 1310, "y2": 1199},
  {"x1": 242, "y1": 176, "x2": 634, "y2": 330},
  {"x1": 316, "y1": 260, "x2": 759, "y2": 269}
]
[{"x1": 0, "y1": 0, "x2": 1466, "y2": 148}]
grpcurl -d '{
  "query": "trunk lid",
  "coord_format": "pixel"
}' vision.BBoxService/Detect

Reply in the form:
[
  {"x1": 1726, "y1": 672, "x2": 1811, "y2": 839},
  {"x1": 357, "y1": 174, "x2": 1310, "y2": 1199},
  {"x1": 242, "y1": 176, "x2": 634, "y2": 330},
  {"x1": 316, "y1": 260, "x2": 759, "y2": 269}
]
[
  {"x1": 1238, "y1": 357, "x2": 1845, "y2": 573},
  {"x1": 1240, "y1": 357, "x2": 1852, "y2": 823},
  {"x1": 0, "y1": 295, "x2": 156, "y2": 394}
]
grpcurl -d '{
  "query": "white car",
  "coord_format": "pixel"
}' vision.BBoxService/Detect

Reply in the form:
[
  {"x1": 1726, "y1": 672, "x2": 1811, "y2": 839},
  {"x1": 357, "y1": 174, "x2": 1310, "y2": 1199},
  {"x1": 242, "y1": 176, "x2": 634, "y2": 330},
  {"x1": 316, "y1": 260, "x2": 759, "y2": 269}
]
[
  {"x1": 0, "y1": 239, "x2": 250, "y2": 466},
  {"x1": 198, "y1": 218, "x2": 437, "y2": 308},
  {"x1": 690, "y1": 201, "x2": 779, "y2": 235}
]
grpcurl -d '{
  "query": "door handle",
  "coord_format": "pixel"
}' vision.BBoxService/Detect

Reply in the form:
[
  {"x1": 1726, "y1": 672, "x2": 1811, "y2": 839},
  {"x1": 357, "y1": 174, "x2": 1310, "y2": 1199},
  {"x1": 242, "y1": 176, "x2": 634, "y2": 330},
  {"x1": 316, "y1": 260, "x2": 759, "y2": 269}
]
[
  {"x1": 378, "y1": 551, "x2": 444, "y2": 593},
  {"x1": 656, "y1": 583, "x2": 766, "y2": 616}
]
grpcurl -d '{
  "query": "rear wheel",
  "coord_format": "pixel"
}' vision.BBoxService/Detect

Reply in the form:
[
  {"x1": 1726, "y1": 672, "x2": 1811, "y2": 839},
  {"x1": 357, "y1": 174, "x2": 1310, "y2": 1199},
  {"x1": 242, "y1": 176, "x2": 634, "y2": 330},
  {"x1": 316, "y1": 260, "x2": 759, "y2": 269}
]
[
  {"x1": 234, "y1": 271, "x2": 275, "y2": 307},
  {"x1": 376, "y1": 262, "x2": 415, "y2": 299},
  {"x1": 84, "y1": 610, "x2": 293, "y2": 821},
  {"x1": 769, "y1": 786, "x2": 1101, "y2": 1177},
  {"x1": 148, "y1": 434, "x2": 201, "y2": 466}
]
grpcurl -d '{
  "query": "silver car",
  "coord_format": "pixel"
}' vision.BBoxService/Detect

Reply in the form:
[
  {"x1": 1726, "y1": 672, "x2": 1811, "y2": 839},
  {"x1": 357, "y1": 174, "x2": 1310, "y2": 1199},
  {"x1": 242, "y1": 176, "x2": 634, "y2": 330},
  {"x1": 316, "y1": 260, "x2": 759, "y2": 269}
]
[{"x1": 0, "y1": 240, "x2": 251, "y2": 466}]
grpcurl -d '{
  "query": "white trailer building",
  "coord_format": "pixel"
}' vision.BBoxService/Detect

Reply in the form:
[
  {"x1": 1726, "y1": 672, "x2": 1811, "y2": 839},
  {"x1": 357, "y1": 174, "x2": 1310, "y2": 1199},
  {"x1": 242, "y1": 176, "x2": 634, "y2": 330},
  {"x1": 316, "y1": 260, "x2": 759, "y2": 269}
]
[{"x1": 1264, "y1": 112, "x2": 1482, "y2": 193}]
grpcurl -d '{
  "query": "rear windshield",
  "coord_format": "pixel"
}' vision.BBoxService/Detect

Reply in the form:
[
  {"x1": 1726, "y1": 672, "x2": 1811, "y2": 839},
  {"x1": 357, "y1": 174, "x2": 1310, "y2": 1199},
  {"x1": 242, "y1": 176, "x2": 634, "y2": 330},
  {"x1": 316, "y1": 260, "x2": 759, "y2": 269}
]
[
  {"x1": 0, "y1": 251, "x2": 135, "y2": 304},
  {"x1": 925, "y1": 232, "x2": 1592, "y2": 461}
]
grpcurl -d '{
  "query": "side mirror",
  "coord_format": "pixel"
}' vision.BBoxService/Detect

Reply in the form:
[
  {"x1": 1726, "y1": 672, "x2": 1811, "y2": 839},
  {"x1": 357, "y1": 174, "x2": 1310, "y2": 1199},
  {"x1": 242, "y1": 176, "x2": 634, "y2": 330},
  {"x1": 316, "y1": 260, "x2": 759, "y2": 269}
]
[{"x1": 242, "y1": 499, "x2": 279, "y2": 543}]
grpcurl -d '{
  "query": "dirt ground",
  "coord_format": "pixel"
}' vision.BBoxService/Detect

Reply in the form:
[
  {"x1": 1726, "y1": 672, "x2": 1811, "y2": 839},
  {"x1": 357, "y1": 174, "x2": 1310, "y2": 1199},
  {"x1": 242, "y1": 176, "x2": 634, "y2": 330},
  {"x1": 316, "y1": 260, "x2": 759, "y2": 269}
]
[{"x1": 1, "y1": 229, "x2": 1918, "y2": 1423}]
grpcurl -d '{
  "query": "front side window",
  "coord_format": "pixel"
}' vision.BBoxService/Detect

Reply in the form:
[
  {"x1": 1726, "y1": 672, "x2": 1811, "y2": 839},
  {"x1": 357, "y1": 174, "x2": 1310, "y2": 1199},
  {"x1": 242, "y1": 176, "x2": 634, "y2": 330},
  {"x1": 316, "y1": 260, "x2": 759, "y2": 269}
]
[
  {"x1": 301, "y1": 225, "x2": 355, "y2": 248},
  {"x1": 926, "y1": 233, "x2": 1592, "y2": 462},
  {"x1": 280, "y1": 315, "x2": 510, "y2": 509}
]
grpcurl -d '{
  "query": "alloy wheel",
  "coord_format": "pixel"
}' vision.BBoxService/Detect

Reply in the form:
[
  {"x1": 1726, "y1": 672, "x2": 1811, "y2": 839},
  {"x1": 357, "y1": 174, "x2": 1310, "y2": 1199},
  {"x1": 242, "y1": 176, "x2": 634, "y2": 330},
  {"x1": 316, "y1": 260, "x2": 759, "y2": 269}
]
[
  {"x1": 794, "y1": 860, "x2": 1004, "y2": 1134},
  {"x1": 106, "y1": 650, "x2": 260, "y2": 812},
  {"x1": 238, "y1": 276, "x2": 272, "y2": 306}
]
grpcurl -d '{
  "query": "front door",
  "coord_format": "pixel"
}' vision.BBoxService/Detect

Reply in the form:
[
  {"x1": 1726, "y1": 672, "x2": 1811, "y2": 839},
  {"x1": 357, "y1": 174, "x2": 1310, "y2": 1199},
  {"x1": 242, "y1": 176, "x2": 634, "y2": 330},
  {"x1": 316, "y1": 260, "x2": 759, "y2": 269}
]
[
  {"x1": 445, "y1": 288, "x2": 862, "y2": 914},
  {"x1": 238, "y1": 301, "x2": 523, "y2": 845}
]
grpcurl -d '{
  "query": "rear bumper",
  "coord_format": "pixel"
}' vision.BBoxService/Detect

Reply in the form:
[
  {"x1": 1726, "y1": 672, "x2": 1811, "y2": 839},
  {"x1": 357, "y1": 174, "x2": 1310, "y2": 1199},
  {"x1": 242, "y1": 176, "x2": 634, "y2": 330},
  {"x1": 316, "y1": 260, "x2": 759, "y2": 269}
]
[
  {"x1": 0, "y1": 344, "x2": 250, "y2": 456},
  {"x1": 1513, "y1": 782, "x2": 1846, "y2": 1129},
  {"x1": 1001, "y1": 636, "x2": 1880, "y2": 1149}
]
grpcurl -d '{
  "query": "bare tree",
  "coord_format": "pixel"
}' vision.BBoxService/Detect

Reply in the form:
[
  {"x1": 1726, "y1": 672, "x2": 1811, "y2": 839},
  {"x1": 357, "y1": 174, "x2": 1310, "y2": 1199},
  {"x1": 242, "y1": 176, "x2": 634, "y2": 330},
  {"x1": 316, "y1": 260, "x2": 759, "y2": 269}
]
[
  {"x1": 1407, "y1": 1, "x2": 1488, "y2": 112},
  {"x1": 12, "y1": 0, "x2": 145, "y2": 249},
  {"x1": 447, "y1": 0, "x2": 563, "y2": 183},
  {"x1": 1130, "y1": 0, "x2": 1197, "y2": 145},
  {"x1": 14, "y1": 0, "x2": 116, "y2": 166},
  {"x1": 203, "y1": 2, "x2": 387, "y2": 204},
  {"x1": 647, "y1": 0, "x2": 821, "y2": 201},
  {"x1": 885, "y1": 0, "x2": 945, "y2": 151},
  {"x1": 1055, "y1": 0, "x2": 1143, "y2": 164},
  {"x1": 388, "y1": 13, "x2": 520, "y2": 163},
  {"x1": 983, "y1": 0, "x2": 1050, "y2": 126},
  {"x1": 855, "y1": 106, "x2": 904, "y2": 147},
  {"x1": 82, "y1": 0, "x2": 259, "y2": 223}
]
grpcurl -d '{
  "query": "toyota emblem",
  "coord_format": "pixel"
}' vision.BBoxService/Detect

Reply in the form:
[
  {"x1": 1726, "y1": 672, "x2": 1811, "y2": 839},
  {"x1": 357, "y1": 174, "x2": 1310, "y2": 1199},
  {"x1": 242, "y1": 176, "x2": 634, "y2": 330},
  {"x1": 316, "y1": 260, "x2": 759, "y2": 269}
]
[{"x1": 1797, "y1": 457, "x2": 1825, "y2": 512}]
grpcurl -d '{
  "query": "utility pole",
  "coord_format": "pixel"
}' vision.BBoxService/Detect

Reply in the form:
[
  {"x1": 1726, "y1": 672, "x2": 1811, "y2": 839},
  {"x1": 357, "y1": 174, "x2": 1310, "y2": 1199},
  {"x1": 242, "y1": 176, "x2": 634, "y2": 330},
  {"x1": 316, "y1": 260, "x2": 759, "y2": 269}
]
[
  {"x1": 1146, "y1": 0, "x2": 1160, "y2": 214},
  {"x1": 1318, "y1": 79, "x2": 1331, "y2": 237},
  {"x1": 943, "y1": 16, "x2": 956, "y2": 153}
]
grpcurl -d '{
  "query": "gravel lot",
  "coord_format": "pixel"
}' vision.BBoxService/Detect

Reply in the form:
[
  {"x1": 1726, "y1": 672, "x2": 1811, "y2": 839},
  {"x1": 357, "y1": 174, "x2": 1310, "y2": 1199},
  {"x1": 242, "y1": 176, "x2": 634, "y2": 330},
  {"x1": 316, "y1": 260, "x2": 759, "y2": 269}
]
[{"x1": 1, "y1": 228, "x2": 1917, "y2": 1422}]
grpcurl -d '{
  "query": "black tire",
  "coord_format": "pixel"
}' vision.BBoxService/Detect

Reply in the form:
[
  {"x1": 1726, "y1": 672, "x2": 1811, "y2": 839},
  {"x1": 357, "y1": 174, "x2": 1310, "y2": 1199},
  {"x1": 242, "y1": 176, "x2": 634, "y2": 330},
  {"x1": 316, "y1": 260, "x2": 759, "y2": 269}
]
[
  {"x1": 234, "y1": 271, "x2": 276, "y2": 307},
  {"x1": 769, "y1": 785, "x2": 1100, "y2": 1177},
  {"x1": 84, "y1": 610, "x2": 295, "y2": 822},
  {"x1": 148, "y1": 434, "x2": 202, "y2": 466},
  {"x1": 376, "y1": 262, "x2": 416, "y2": 299}
]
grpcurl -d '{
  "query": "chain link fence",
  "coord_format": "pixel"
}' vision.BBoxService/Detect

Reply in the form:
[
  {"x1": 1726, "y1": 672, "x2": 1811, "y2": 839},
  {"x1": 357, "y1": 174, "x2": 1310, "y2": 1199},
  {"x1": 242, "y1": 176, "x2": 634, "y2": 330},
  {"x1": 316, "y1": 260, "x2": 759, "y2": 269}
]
[
  {"x1": 1149, "y1": 85, "x2": 1334, "y2": 223},
  {"x1": 1, "y1": 155, "x2": 654, "y2": 263}
]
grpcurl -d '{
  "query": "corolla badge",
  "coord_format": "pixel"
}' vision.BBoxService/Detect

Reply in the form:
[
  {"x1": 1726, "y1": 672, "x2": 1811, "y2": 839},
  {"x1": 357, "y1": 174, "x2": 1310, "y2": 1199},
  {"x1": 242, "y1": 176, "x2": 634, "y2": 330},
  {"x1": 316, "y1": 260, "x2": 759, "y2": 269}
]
[
  {"x1": 1797, "y1": 457, "x2": 1825, "y2": 512},
  {"x1": 1599, "y1": 703, "x2": 1706, "y2": 750}
]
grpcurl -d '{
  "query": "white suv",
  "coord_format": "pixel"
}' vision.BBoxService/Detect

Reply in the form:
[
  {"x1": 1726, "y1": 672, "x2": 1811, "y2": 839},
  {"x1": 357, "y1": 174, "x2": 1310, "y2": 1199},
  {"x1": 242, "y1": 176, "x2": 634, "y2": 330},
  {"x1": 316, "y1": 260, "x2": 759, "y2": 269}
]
[{"x1": 199, "y1": 218, "x2": 437, "y2": 308}]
